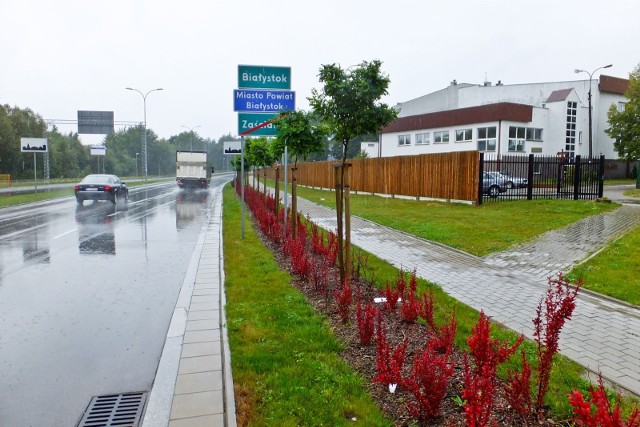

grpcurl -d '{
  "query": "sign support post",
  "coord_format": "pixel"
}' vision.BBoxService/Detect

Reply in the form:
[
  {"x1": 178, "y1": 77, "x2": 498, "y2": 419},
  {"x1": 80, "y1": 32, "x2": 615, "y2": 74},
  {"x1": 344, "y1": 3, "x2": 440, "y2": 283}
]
[
  {"x1": 33, "y1": 153, "x2": 38, "y2": 194},
  {"x1": 241, "y1": 136, "x2": 245, "y2": 239},
  {"x1": 283, "y1": 145, "x2": 288, "y2": 217}
]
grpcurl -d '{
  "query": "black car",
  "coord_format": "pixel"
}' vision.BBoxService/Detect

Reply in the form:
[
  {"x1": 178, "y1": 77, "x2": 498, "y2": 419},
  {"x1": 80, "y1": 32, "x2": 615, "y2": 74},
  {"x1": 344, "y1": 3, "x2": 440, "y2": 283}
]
[{"x1": 75, "y1": 174, "x2": 129, "y2": 205}]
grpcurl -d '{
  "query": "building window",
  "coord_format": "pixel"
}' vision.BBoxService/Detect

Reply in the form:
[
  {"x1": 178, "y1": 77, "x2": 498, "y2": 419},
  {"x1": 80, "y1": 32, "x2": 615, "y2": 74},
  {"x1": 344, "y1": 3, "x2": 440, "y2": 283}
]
[
  {"x1": 508, "y1": 126, "x2": 526, "y2": 152},
  {"x1": 477, "y1": 126, "x2": 496, "y2": 151},
  {"x1": 526, "y1": 128, "x2": 543, "y2": 141},
  {"x1": 434, "y1": 131, "x2": 449, "y2": 144},
  {"x1": 398, "y1": 134, "x2": 411, "y2": 146},
  {"x1": 455, "y1": 128, "x2": 473, "y2": 143},
  {"x1": 416, "y1": 132, "x2": 431, "y2": 145},
  {"x1": 618, "y1": 101, "x2": 627, "y2": 112},
  {"x1": 565, "y1": 101, "x2": 577, "y2": 158}
]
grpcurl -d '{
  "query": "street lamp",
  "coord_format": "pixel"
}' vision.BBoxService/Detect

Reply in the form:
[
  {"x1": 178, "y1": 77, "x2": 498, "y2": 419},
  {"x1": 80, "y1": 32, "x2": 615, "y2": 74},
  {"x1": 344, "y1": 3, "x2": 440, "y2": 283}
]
[
  {"x1": 125, "y1": 87, "x2": 164, "y2": 181},
  {"x1": 574, "y1": 64, "x2": 612, "y2": 160},
  {"x1": 135, "y1": 152, "x2": 139, "y2": 176},
  {"x1": 181, "y1": 125, "x2": 202, "y2": 151}
]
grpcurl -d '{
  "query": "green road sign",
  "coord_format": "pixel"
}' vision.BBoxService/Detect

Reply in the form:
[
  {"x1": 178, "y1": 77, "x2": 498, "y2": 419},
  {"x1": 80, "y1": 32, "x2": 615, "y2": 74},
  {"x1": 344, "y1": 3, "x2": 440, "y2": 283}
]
[
  {"x1": 238, "y1": 65, "x2": 291, "y2": 90},
  {"x1": 238, "y1": 113, "x2": 279, "y2": 136}
]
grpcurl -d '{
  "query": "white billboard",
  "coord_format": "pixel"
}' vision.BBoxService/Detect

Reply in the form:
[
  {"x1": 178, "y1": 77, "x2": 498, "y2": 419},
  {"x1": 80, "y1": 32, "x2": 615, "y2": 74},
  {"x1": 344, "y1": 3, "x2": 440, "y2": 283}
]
[
  {"x1": 223, "y1": 140, "x2": 242, "y2": 155},
  {"x1": 90, "y1": 146, "x2": 106, "y2": 156},
  {"x1": 21, "y1": 137, "x2": 48, "y2": 153}
]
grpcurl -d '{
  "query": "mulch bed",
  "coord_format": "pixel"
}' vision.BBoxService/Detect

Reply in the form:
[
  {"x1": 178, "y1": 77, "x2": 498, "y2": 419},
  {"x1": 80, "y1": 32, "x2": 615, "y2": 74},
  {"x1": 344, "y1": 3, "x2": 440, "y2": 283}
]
[{"x1": 249, "y1": 216, "x2": 569, "y2": 426}]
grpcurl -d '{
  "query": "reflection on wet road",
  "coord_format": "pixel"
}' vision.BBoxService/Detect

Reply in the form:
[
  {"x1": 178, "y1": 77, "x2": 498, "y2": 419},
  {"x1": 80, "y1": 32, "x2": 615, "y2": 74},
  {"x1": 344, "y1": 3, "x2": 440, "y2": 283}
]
[{"x1": 0, "y1": 180, "x2": 224, "y2": 426}]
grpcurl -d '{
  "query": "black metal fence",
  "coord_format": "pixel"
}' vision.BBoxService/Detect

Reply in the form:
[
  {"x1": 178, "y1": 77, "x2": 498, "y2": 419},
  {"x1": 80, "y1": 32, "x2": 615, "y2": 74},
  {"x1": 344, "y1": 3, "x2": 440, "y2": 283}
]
[{"x1": 479, "y1": 153, "x2": 605, "y2": 204}]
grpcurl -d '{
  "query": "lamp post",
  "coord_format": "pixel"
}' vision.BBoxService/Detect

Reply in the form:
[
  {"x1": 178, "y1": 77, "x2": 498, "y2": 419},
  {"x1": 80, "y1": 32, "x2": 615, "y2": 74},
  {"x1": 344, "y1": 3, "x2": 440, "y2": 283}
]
[
  {"x1": 181, "y1": 125, "x2": 201, "y2": 151},
  {"x1": 574, "y1": 64, "x2": 612, "y2": 160},
  {"x1": 126, "y1": 87, "x2": 163, "y2": 181},
  {"x1": 135, "y1": 152, "x2": 139, "y2": 176}
]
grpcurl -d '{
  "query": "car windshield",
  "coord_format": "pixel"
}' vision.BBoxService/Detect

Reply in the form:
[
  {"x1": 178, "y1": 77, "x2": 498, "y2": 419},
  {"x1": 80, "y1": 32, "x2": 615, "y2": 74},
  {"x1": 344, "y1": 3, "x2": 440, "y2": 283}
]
[{"x1": 81, "y1": 175, "x2": 113, "y2": 184}]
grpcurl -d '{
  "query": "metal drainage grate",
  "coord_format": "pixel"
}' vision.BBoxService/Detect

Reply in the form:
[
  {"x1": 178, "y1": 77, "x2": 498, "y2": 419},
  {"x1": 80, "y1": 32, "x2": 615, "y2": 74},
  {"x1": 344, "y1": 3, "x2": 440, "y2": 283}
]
[{"x1": 77, "y1": 392, "x2": 147, "y2": 427}]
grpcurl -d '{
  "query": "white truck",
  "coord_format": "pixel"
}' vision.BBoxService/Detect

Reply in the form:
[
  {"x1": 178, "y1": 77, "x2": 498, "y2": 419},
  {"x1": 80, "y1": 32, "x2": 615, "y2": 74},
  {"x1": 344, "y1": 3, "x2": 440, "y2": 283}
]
[{"x1": 176, "y1": 151, "x2": 211, "y2": 189}]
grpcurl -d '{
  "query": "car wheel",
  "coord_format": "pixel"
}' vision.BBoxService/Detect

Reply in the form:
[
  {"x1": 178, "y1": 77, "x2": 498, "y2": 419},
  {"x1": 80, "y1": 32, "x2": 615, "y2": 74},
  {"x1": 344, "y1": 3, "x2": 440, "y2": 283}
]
[
  {"x1": 506, "y1": 181, "x2": 514, "y2": 189},
  {"x1": 111, "y1": 191, "x2": 118, "y2": 204},
  {"x1": 76, "y1": 197, "x2": 83, "y2": 205},
  {"x1": 488, "y1": 185, "x2": 500, "y2": 198}
]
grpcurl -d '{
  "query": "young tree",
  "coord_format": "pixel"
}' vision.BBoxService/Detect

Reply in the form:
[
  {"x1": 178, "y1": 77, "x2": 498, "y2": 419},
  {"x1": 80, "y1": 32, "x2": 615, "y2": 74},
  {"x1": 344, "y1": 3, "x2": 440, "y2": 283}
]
[
  {"x1": 273, "y1": 110, "x2": 327, "y2": 236},
  {"x1": 309, "y1": 60, "x2": 398, "y2": 285},
  {"x1": 606, "y1": 63, "x2": 640, "y2": 162},
  {"x1": 247, "y1": 137, "x2": 274, "y2": 197}
]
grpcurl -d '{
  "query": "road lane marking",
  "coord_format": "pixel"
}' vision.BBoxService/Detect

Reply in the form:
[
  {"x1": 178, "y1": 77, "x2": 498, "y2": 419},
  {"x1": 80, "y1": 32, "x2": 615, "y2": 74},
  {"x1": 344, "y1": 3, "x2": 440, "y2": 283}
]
[{"x1": 52, "y1": 229, "x2": 77, "y2": 240}]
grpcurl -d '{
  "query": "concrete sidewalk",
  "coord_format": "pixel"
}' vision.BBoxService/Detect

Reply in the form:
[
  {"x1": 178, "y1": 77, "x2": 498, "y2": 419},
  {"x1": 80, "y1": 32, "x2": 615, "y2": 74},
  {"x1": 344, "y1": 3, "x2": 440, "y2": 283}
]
[{"x1": 143, "y1": 182, "x2": 236, "y2": 427}]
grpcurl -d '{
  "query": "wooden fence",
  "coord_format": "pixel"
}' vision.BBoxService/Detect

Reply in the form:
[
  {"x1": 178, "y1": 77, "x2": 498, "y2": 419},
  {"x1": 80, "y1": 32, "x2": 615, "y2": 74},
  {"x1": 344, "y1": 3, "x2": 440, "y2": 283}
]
[{"x1": 263, "y1": 151, "x2": 479, "y2": 202}]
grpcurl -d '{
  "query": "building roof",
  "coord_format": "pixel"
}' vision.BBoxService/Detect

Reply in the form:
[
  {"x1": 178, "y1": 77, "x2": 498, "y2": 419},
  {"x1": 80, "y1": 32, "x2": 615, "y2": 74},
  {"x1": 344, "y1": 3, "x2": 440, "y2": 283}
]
[
  {"x1": 381, "y1": 102, "x2": 533, "y2": 133},
  {"x1": 546, "y1": 89, "x2": 573, "y2": 103},
  {"x1": 599, "y1": 75, "x2": 629, "y2": 95}
]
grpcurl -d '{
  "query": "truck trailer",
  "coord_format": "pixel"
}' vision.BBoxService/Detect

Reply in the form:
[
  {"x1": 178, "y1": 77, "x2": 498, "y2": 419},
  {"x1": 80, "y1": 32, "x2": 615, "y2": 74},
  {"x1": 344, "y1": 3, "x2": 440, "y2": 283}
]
[{"x1": 176, "y1": 150, "x2": 211, "y2": 189}]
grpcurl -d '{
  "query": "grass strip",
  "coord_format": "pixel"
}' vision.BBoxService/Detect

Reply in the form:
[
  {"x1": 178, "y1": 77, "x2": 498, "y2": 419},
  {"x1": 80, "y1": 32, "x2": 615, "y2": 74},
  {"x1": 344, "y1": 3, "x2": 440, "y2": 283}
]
[
  {"x1": 284, "y1": 183, "x2": 618, "y2": 256},
  {"x1": 222, "y1": 184, "x2": 391, "y2": 426},
  {"x1": 0, "y1": 189, "x2": 74, "y2": 207},
  {"x1": 567, "y1": 226, "x2": 640, "y2": 305}
]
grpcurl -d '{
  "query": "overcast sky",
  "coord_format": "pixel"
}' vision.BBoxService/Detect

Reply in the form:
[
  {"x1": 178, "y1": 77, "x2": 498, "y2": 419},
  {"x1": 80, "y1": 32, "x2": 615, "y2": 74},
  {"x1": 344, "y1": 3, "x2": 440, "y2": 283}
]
[{"x1": 1, "y1": 0, "x2": 638, "y2": 145}]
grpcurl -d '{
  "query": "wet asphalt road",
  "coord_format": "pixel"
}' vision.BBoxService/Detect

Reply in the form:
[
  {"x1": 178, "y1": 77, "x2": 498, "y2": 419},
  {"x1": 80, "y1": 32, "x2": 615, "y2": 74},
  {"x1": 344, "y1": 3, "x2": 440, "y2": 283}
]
[{"x1": 0, "y1": 178, "x2": 227, "y2": 426}]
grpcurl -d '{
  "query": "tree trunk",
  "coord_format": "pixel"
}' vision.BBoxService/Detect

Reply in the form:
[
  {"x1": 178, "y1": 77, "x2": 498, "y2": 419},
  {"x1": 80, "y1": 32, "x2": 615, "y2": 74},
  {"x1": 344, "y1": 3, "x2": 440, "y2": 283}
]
[
  {"x1": 344, "y1": 163, "x2": 351, "y2": 281},
  {"x1": 292, "y1": 167, "x2": 298, "y2": 238},
  {"x1": 334, "y1": 164, "x2": 345, "y2": 287}
]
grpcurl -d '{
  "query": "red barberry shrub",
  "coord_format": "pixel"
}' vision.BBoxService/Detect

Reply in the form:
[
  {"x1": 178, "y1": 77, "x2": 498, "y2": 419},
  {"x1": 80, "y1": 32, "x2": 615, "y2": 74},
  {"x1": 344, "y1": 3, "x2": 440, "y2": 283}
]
[
  {"x1": 505, "y1": 349, "x2": 533, "y2": 417},
  {"x1": 309, "y1": 257, "x2": 330, "y2": 294},
  {"x1": 333, "y1": 278, "x2": 353, "y2": 324},
  {"x1": 290, "y1": 235, "x2": 310, "y2": 277},
  {"x1": 404, "y1": 339, "x2": 454, "y2": 420},
  {"x1": 373, "y1": 313, "x2": 407, "y2": 387},
  {"x1": 381, "y1": 280, "x2": 400, "y2": 311},
  {"x1": 356, "y1": 294, "x2": 378, "y2": 346},
  {"x1": 408, "y1": 268, "x2": 417, "y2": 294},
  {"x1": 395, "y1": 269, "x2": 407, "y2": 295},
  {"x1": 568, "y1": 374, "x2": 640, "y2": 427},
  {"x1": 417, "y1": 290, "x2": 437, "y2": 331},
  {"x1": 533, "y1": 273, "x2": 581, "y2": 412},
  {"x1": 400, "y1": 289, "x2": 420, "y2": 323},
  {"x1": 430, "y1": 309, "x2": 457, "y2": 355},
  {"x1": 463, "y1": 311, "x2": 523, "y2": 427}
]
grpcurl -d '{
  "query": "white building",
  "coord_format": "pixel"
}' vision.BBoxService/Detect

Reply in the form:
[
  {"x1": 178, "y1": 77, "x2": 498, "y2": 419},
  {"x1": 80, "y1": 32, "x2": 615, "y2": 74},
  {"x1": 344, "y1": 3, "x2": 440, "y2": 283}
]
[
  {"x1": 360, "y1": 141, "x2": 379, "y2": 158},
  {"x1": 379, "y1": 75, "x2": 629, "y2": 160}
]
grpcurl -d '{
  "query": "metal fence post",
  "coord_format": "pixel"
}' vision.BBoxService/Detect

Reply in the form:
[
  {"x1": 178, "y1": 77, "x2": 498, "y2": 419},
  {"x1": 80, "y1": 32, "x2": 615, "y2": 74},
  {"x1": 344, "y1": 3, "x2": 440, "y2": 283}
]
[
  {"x1": 598, "y1": 155, "x2": 605, "y2": 198},
  {"x1": 573, "y1": 155, "x2": 581, "y2": 200},
  {"x1": 478, "y1": 152, "x2": 485, "y2": 205},
  {"x1": 527, "y1": 154, "x2": 534, "y2": 200}
]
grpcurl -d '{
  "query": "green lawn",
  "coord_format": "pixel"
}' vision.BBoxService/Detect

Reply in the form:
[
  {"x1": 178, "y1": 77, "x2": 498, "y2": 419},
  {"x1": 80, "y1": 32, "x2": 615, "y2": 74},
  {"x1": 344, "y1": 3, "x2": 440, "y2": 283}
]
[
  {"x1": 566, "y1": 226, "x2": 640, "y2": 305},
  {"x1": 222, "y1": 185, "x2": 391, "y2": 426},
  {"x1": 280, "y1": 183, "x2": 617, "y2": 256}
]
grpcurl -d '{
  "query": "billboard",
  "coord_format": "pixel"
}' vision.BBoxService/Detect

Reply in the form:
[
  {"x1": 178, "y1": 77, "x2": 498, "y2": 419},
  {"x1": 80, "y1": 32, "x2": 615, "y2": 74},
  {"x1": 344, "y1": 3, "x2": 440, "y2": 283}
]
[
  {"x1": 223, "y1": 140, "x2": 242, "y2": 155},
  {"x1": 90, "y1": 146, "x2": 106, "y2": 156},
  {"x1": 21, "y1": 137, "x2": 48, "y2": 153},
  {"x1": 78, "y1": 110, "x2": 114, "y2": 135}
]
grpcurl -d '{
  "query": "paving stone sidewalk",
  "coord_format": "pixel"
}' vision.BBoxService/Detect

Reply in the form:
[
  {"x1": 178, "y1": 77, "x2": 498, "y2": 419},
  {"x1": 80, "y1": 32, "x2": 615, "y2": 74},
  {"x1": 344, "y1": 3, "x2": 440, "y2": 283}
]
[{"x1": 293, "y1": 195, "x2": 640, "y2": 396}]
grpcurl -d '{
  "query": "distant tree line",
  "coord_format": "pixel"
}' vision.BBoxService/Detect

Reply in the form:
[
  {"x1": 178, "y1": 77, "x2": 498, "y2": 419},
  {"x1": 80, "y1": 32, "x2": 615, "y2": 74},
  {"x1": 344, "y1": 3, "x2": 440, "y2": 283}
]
[{"x1": 0, "y1": 103, "x2": 377, "y2": 181}]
